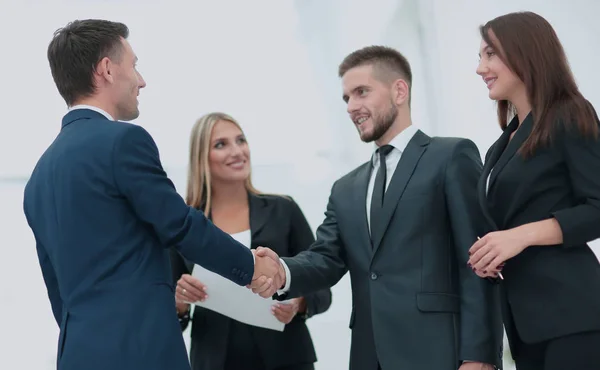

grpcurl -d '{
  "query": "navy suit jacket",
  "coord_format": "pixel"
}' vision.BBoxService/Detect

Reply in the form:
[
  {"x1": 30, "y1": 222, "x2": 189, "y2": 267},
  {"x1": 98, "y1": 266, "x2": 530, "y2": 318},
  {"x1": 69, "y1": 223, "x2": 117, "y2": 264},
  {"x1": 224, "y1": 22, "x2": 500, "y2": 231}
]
[{"x1": 23, "y1": 109, "x2": 255, "y2": 370}]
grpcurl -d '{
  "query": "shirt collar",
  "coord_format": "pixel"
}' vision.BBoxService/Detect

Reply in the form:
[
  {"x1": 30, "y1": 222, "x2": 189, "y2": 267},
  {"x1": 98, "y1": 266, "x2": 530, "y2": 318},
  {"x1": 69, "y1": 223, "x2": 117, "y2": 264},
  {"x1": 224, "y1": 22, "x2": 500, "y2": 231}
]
[
  {"x1": 69, "y1": 104, "x2": 114, "y2": 121},
  {"x1": 371, "y1": 124, "x2": 419, "y2": 164}
]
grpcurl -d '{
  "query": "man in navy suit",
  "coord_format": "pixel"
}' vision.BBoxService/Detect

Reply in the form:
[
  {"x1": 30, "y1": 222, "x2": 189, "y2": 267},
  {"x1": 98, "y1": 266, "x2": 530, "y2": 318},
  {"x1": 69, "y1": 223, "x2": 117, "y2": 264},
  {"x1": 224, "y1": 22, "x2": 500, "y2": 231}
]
[{"x1": 23, "y1": 19, "x2": 281, "y2": 370}]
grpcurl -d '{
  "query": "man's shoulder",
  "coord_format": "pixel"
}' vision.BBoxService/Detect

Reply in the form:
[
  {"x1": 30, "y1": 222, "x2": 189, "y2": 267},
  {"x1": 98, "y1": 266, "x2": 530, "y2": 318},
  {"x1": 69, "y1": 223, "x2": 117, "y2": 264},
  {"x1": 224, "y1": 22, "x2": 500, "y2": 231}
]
[
  {"x1": 429, "y1": 136, "x2": 477, "y2": 150},
  {"x1": 428, "y1": 136, "x2": 480, "y2": 158},
  {"x1": 331, "y1": 161, "x2": 371, "y2": 190},
  {"x1": 101, "y1": 121, "x2": 156, "y2": 148}
]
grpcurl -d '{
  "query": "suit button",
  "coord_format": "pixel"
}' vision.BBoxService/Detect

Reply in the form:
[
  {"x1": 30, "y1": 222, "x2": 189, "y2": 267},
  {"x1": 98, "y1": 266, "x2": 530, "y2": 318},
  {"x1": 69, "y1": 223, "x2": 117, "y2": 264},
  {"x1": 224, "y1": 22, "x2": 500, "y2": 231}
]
[
  {"x1": 243, "y1": 273, "x2": 248, "y2": 281},
  {"x1": 371, "y1": 272, "x2": 378, "y2": 280},
  {"x1": 232, "y1": 268, "x2": 238, "y2": 274}
]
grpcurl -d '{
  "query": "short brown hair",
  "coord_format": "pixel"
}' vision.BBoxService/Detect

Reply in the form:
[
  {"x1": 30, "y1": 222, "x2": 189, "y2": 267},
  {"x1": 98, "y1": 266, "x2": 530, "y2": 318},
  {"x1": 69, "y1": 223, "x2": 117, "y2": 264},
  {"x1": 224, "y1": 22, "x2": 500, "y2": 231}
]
[
  {"x1": 47, "y1": 19, "x2": 129, "y2": 106},
  {"x1": 338, "y1": 45, "x2": 412, "y2": 94},
  {"x1": 481, "y1": 11, "x2": 598, "y2": 157}
]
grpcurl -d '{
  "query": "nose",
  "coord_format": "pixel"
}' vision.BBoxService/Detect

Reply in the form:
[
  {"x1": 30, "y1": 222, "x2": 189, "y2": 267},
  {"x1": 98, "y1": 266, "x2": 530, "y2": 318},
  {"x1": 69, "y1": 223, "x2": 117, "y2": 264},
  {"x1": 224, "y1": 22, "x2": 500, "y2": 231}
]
[
  {"x1": 230, "y1": 142, "x2": 244, "y2": 156},
  {"x1": 138, "y1": 71, "x2": 147, "y2": 89},
  {"x1": 346, "y1": 97, "x2": 360, "y2": 115},
  {"x1": 476, "y1": 58, "x2": 487, "y2": 76}
]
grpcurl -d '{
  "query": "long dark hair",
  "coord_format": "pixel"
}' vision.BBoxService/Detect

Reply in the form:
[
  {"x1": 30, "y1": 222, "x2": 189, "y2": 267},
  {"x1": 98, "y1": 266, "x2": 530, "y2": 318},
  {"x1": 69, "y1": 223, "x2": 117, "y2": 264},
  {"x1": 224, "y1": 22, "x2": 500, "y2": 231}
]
[{"x1": 480, "y1": 11, "x2": 597, "y2": 157}]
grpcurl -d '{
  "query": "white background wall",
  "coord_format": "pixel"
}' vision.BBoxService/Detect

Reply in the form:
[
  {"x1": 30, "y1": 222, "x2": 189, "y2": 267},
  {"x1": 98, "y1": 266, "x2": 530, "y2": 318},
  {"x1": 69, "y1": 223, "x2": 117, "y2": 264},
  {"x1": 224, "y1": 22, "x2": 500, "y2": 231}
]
[{"x1": 1, "y1": 1, "x2": 598, "y2": 369}]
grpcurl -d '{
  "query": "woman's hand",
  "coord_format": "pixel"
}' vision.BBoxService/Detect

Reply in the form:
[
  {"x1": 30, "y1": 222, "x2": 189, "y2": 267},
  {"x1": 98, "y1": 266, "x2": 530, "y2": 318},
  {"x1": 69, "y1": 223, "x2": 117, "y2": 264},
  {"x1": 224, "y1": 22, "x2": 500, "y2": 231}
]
[
  {"x1": 272, "y1": 297, "x2": 306, "y2": 324},
  {"x1": 468, "y1": 229, "x2": 529, "y2": 274},
  {"x1": 176, "y1": 274, "x2": 208, "y2": 304},
  {"x1": 176, "y1": 301, "x2": 190, "y2": 317}
]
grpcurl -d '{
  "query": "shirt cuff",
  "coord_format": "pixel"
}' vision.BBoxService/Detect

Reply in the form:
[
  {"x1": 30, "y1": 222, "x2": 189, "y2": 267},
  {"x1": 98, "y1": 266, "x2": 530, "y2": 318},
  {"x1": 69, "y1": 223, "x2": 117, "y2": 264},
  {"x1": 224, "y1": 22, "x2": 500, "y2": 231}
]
[{"x1": 277, "y1": 258, "x2": 291, "y2": 295}]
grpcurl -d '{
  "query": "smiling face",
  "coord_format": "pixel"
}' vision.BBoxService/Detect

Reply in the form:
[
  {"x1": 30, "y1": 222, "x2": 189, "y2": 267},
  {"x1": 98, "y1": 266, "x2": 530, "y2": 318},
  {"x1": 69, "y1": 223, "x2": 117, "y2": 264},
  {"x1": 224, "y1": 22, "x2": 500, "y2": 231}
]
[
  {"x1": 98, "y1": 37, "x2": 146, "y2": 121},
  {"x1": 476, "y1": 36, "x2": 525, "y2": 103},
  {"x1": 342, "y1": 64, "x2": 398, "y2": 143},
  {"x1": 208, "y1": 120, "x2": 251, "y2": 184}
]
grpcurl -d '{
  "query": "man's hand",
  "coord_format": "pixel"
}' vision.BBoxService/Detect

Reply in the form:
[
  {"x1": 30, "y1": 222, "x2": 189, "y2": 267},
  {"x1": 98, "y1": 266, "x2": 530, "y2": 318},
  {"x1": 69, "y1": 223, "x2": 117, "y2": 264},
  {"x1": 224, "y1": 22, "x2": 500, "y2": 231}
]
[
  {"x1": 272, "y1": 297, "x2": 305, "y2": 324},
  {"x1": 249, "y1": 246, "x2": 284, "y2": 298},
  {"x1": 459, "y1": 362, "x2": 495, "y2": 370},
  {"x1": 255, "y1": 246, "x2": 286, "y2": 290}
]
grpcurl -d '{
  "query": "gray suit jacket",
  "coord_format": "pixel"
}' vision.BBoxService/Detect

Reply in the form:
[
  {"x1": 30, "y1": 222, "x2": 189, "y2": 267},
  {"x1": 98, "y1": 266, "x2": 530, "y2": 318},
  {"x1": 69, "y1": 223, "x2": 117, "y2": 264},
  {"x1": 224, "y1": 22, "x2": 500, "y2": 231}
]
[{"x1": 277, "y1": 130, "x2": 503, "y2": 370}]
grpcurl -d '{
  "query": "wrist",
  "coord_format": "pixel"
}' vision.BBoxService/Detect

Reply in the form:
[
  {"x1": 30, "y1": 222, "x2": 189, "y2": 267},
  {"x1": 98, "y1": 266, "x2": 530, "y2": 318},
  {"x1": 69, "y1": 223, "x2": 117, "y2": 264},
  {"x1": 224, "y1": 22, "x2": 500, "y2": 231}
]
[
  {"x1": 297, "y1": 297, "x2": 307, "y2": 313},
  {"x1": 515, "y1": 224, "x2": 535, "y2": 250},
  {"x1": 176, "y1": 303, "x2": 190, "y2": 316},
  {"x1": 278, "y1": 263, "x2": 286, "y2": 289}
]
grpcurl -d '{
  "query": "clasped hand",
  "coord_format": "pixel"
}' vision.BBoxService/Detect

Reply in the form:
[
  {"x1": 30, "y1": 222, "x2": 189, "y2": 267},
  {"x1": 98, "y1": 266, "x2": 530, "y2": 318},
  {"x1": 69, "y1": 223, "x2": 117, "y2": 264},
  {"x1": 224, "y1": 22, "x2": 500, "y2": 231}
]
[
  {"x1": 248, "y1": 246, "x2": 286, "y2": 298},
  {"x1": 468, "y1": 228, "x2": 528, "y2": 278}
]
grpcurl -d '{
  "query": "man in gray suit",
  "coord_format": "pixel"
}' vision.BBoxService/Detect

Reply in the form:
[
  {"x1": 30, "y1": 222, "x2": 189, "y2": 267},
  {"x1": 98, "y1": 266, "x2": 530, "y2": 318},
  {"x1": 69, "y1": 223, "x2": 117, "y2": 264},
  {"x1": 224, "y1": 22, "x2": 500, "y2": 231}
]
[{"x1": 255, "y1": 46, "x2": 503, "y2": 369}]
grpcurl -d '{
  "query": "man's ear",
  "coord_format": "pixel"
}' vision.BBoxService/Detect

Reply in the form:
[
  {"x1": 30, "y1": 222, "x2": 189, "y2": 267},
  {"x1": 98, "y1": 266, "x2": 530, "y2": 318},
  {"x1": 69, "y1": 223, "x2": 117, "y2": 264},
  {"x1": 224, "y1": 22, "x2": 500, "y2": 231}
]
[
  {"x1": 95, "y1": 57, "x2": 114, "y2": 85},
  {"x1": 392, "y1": 78, "x2": 410, "y2": 106}
]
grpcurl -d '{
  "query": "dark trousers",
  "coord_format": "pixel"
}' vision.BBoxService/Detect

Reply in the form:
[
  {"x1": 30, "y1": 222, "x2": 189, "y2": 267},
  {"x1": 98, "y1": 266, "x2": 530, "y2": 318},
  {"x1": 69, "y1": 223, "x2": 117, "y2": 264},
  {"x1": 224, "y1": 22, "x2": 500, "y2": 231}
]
[
  {"x1": 514, "y1": 330, "x2": 600, "y2": 370},
  {"x1": 223, "y1": 320, "x2": 314, "y2": 370}
]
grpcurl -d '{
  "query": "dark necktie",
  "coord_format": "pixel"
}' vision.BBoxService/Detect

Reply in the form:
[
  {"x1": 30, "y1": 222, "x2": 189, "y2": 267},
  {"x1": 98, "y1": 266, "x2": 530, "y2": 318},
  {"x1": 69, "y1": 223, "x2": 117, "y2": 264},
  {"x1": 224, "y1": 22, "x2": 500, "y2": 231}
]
[{"x1": 370, "y1": 145, "x2": 394, "y2": 242}]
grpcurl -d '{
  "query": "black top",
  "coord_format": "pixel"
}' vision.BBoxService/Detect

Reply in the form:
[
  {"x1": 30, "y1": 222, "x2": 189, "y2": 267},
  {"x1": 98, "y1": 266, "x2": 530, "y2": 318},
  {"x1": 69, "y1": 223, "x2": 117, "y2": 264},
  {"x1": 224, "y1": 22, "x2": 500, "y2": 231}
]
[{"x1": 170, "y1": 193, "x2": 332, "y2": 370}]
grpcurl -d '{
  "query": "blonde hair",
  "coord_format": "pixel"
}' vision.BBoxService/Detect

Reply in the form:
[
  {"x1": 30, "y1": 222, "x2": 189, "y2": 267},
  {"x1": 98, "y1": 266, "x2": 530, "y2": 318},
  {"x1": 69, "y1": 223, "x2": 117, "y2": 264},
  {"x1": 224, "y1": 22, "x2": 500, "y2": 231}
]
[{"x1": 186, "y1": 112, "x2": 261, "y2": 215}]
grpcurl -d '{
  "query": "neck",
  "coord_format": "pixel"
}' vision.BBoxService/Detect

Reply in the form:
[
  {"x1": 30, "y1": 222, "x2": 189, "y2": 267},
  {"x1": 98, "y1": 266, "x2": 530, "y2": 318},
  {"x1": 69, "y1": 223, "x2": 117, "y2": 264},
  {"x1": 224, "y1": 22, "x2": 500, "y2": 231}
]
[
  {"x1": 510, "y1": 91, "x2": 532, "y2": 125},
  {"x1": 72, "y1": 96, "x2": 118, "y2": 120},
  {"x1": 210, "y1": 181, "x2": 248, "y2": 209},
  {"x1": 375, "y1": 110, "x2": 412, "y2": 146}
]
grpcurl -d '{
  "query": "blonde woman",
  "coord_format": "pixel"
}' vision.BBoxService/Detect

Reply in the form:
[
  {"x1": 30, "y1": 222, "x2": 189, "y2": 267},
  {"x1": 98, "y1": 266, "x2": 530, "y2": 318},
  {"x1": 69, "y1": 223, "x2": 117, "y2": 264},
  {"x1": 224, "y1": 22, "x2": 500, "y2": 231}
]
[{"x1": 170, "y1": 112, "x2": 331, "y2": 370}]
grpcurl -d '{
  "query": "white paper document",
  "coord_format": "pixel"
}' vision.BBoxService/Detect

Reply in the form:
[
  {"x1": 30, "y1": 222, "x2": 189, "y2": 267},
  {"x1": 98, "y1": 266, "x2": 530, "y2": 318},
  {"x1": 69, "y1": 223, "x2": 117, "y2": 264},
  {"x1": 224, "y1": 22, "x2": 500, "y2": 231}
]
[{"x1": 189, "y1": 264, "x2": 285, "y2": 332}]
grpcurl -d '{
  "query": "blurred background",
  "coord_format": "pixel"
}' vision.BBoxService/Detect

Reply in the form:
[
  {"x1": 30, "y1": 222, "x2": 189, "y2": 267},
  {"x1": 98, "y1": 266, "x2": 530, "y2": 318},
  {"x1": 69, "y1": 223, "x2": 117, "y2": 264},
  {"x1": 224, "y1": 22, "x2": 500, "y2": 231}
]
[{"x1": 1, "y1": 1, "x2": 599, "y2": 369}]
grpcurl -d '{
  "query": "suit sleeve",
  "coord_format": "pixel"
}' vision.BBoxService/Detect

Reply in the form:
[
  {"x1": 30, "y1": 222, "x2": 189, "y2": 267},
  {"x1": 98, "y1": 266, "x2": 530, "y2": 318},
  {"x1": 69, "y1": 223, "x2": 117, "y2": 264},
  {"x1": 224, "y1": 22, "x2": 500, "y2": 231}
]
[
  {"x1": 551, "y1": 119, "x2": 600, "y2": 247},
  {"x1": 36, "y1": 239, "x2": 63, "y2": 326},
  {"x1": 286, "y1": 198, "x2": 332, "y2": 318},
  {"x1": 23, "y1": 203, "x2": 63, "y2": 326},
  {"x1": 278, "y1": 182, "x2": 348, "y2": 299},
  {"x1": 444, "y1": 139, "x2": 503, "y2": 368},
  {"x1": 112, "y1": 124, "x2": 254, "y2": 286}
]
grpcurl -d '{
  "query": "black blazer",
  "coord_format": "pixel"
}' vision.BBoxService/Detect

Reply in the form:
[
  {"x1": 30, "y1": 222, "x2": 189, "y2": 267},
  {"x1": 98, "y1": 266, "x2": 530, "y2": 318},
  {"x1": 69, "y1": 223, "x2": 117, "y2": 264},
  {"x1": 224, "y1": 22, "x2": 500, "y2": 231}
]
[
  {"x1": 479, "y1": 112, "x2": 600, "y2": 355},
  {"x1": 170, "y1": 193, "x2": 332, "y2": 370},
  {"x1": 278, "y1": 131, "x2": 503, "y2": 370}
]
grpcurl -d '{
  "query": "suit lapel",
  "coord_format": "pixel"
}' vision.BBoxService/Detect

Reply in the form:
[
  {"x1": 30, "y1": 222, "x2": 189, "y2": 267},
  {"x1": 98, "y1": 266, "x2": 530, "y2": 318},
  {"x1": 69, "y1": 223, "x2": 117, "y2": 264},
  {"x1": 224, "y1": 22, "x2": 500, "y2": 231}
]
[
  {"x1": 478, "y1": 132, "x2": 511, "y2": 231},
  {"x1": 353, "y1": 163, "x2": 374, "y2": 253},
  {"x1": 487, "y1": 114, "x2": 531, "y2": 190},
  {"x1": 477, "y1": 142, "x2": 501, "y2": 231},
  {"x1": 372, "y1": 130, "x2": 429, "y2": 253},
  {"x1": 249, "y1": 193, "x2": 273, "y2": 250}
]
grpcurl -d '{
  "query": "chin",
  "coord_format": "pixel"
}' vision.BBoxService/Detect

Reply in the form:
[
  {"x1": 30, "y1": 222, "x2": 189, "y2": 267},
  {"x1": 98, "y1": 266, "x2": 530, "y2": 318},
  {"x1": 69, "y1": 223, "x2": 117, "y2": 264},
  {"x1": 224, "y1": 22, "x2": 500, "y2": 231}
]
[
  {"x1": 358, "y1": 129, "x2": 374, "y2": 143},
  {"x1": 488, "y1": 88, "x2": 507, "y2": 102},
  {"x1": 229, "y1": 171, "x2": 250, "y2": 182}
]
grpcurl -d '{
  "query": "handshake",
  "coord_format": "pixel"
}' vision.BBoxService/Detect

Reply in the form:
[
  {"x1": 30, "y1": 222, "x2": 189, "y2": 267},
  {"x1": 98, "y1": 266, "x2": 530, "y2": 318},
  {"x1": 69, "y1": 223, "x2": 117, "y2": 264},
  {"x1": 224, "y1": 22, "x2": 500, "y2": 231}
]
[{"x1": 247, "y1": 247, "x2": 286, "y2": 298}]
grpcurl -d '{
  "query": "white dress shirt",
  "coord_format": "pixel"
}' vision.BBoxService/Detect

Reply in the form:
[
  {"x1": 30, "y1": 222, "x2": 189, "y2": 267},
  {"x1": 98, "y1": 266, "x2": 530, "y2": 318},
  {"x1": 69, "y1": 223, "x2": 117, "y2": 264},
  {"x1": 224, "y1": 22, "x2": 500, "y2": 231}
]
[
  {"x1": 278, "y1": 125, "x2": 419, "y2": 293},
  {"x1": 69, "y1": 104, "x2": 115, "y2": 121}
]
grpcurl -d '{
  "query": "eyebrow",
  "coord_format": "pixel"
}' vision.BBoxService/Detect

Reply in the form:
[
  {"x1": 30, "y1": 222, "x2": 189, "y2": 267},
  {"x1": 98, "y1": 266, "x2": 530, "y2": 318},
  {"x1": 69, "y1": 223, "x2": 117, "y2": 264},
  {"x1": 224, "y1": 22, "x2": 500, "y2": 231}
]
[
  {"x1": 342, "y1": 85, "x2": 368, "y2": 102},
  {"x1": 212, "y1": 134, "x2": 245, "y2": 143},
  {"x1": 478, "y1": 46, "x2": 493, "y2": 58}
]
